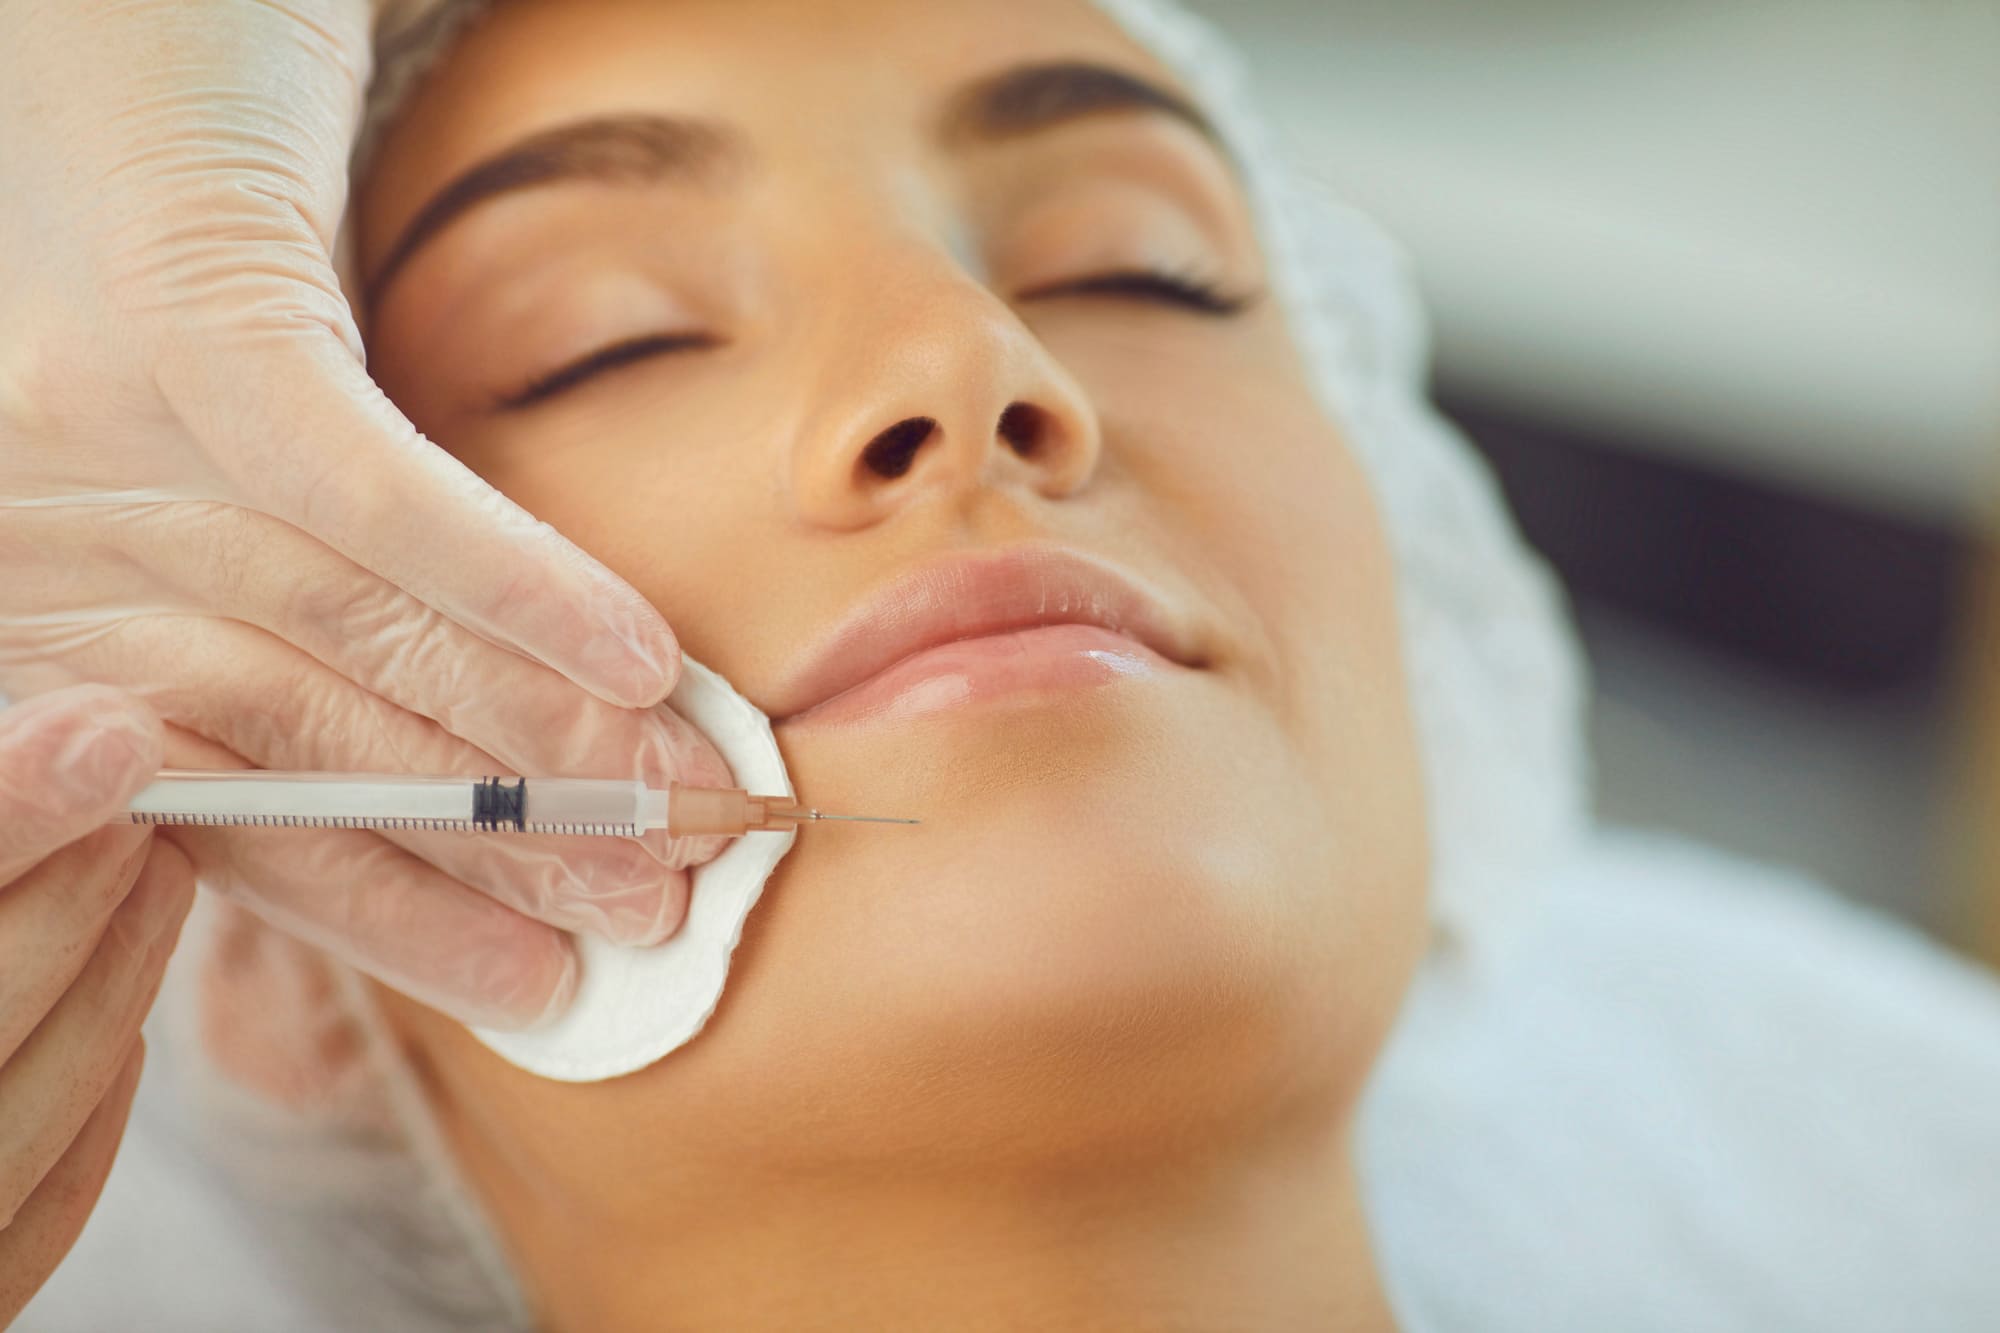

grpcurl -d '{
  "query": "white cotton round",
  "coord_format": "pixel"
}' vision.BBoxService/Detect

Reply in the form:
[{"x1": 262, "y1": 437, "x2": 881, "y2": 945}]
[{"x1": 470, "y1": 657, "x2": 798, "y2": 1082}]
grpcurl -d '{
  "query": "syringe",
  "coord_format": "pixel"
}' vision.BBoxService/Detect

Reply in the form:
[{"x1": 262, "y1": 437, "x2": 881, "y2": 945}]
[{"x1": 121, "y1": 769, "x2": 919, "y2": 838}]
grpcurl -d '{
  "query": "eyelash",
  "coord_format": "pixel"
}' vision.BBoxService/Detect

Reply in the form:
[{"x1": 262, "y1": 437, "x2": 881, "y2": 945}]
[
  {"x1": 491, "y1": 266, "x2": 1260, "y2": 411},
  {"x1": 494, "y1": 332, "x2": 719, "y2": 411},
  {"x1": 1016, "y1": 266, "x2": 1259, "y2": 315}
]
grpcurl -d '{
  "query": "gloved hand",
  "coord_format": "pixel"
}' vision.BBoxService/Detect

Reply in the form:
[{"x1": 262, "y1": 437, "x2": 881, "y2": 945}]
[
  {"x1": 0, "y1": 0, "x2": 735, "y2": 1030},
  {"x1": 0, "y1": 687, "x2": 191, "y2": 1328}
]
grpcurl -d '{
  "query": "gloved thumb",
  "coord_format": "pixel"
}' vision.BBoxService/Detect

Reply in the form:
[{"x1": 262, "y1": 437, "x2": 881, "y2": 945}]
[{"x1": 0, "y1": 686, "x2": 164, "y2": 882}]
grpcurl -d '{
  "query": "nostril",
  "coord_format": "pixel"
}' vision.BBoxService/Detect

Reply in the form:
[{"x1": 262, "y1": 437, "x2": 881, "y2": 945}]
[
  {"x1": 997, "y1": 401, "x2": 1046, "y2": 458},
  {"x1": 859, "y1": 416, "x2": 936, "y2": 479}
]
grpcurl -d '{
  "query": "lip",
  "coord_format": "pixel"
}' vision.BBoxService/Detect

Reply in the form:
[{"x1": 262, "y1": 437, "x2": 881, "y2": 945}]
[{"x1": 770, "y1": 545, "x2": 1205, "y2": 728}]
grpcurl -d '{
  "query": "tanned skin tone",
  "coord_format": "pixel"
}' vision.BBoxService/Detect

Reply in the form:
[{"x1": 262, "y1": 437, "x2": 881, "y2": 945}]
[{"x1": 356, "y1": 1, "x2": 1428, "y2": 1327}]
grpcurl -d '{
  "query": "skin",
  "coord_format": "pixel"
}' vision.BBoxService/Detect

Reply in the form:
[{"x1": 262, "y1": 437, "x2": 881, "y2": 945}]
[{"x1": 354, "y1": 0, "x2": 1430, "y2": 1327}]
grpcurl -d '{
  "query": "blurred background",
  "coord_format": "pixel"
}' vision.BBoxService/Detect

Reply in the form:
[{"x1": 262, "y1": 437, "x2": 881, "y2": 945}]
[{"x1": 1182, "y1": 0, "x2": 2000, "y2": 961}]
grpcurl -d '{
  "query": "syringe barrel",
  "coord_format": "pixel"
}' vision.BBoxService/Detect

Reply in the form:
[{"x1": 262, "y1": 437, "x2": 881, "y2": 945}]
[
  {"x1": 518, "y1": 778, "x2": 648, "y2": 835},
  {"x1": 126, "y1": 770, "x2": 473, "y2": 827},
  {"x1": 123, "y1": 770, "x2": 650, "y2": 836}
]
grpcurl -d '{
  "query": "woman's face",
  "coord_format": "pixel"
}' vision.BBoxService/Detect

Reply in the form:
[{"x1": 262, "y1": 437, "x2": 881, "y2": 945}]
[{"x1": 357, "y1": 0, "x2": 1428, "y2": 1222}]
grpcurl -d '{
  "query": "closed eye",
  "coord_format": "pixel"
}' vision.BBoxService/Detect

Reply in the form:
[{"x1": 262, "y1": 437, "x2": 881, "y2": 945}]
[
  {"x1": 493, "y1": 331, "x2": 720, "y2": 411},
  {"x1": 1017, "y1": 266, "x2": 1261, "y2": 315},
  {"x1": 491, "y1": 266, "x2": 1255, "y2": 412}
]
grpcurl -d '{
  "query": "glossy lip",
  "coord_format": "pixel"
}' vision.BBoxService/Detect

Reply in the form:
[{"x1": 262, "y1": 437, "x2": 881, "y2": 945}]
[{"x1": 769, "y1": 545, "x2": 1206, "y2": 726}]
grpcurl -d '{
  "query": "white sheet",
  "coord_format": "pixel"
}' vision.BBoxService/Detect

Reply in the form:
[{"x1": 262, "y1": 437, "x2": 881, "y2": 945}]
[{"x1": 1362, "y1": 827, "x2": 2000, "y2": 1332}]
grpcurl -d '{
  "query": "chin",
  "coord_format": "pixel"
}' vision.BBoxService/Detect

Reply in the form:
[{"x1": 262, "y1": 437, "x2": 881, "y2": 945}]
[{"x1": 722, "y1": 673, "x2": 1419, "y2": 1176}]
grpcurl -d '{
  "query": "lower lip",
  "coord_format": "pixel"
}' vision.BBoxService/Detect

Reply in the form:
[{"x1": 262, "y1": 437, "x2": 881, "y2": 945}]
[{"x1": 780, "y1": 624, "x2": 1169, "y2": 729}]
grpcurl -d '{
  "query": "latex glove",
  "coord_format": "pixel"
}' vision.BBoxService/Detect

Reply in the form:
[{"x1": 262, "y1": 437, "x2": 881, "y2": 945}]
[
  {"x1": 0, "y1": 0, "x2": 735, "y2": 1030},
  {"x1": 0, "y1": 687, "x2": 191, "y2": 1327}
]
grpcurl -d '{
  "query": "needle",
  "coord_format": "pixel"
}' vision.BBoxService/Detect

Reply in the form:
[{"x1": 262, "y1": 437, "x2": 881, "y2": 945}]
[{"x1": 796, "y1": 811, "x2": 921, "y2": 824}]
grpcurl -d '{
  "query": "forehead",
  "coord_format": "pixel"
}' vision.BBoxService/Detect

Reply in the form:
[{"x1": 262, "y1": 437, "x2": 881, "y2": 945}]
[{"x1": 362, "y1": 0, "x2": 1179, "y2": 213}]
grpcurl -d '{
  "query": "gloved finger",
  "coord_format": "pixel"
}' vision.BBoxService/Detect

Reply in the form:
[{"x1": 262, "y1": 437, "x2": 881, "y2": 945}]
[
  {"x1": 9, "y1": 608, "x2": 736, "y2": 912},
  {"x1": 0, "y1": 838, "x2": 190, "y2": 1232},
  {"x1": 0, "y1": 1040, "x2": 143, "y2": 1329},
  {"x1": 42, "y1": 496, "x2": 738, "y2": 843},
  {"x1": 35, "y1": 612, "x2": 717, "y2": 941},
  {"x1": 155, "y1": 333, "x2": 679, "y2": 710},
  {"x1": 0, "y1": 685, "x2": 164, "y2": 883},
  {"x1": 174, "y1": 818, "x2": 580, "y2": 1031},
  {"x1": 0, "y1": 826, "x2": 153, "y2": 1069},
  {"x1": 380, "y1": 828, "x2": 693, "y2": 948},
  {"x1": 10, "y1": 582, "x2": 736, "y2": 874},
  {"x1": 0, "y1": 625, "x2": 731, "y2": 910}
]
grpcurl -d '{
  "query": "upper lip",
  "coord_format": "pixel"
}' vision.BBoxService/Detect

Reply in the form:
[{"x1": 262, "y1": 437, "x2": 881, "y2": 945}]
[{"x1": 769, "y1": 545, "x2": 1204, "y2": 722}]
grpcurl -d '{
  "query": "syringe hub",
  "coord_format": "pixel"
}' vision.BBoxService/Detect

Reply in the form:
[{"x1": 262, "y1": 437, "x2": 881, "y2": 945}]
[{"x1": 665, "y1": 783, "x2": 812, "y2": 836}]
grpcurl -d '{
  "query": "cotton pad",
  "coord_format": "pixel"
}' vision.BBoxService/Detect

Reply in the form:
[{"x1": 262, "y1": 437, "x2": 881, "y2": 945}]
[{"x1": 470, "y1": 656, "x2": 797, "y2": 1082}]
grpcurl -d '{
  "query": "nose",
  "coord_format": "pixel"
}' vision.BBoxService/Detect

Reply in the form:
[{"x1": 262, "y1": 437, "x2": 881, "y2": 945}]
[{"x1": 788, "y1": 256, "x2": 1104, "y2": 530}]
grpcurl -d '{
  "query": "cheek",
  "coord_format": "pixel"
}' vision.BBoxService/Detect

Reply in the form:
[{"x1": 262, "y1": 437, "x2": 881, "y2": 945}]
[
  {"x1": 1221, "y1": 412, "x2": 1408, "y2": 769},
  {"x1": 419, "y1": 399, "x2": 793, "y2": 673},
  {"x1": 1091, "y1": 331, "x2": 1411, "y2": 781}
]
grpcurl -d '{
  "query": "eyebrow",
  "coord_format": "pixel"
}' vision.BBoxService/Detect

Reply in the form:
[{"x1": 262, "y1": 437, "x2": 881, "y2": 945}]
[
  {"x1": 365, "y1": 115, "x2": 740, "y2": 308},
  {"x1": 941, "y1": 60, "x2": 1222, "y2": 154},
  {"x1": 365, "y1": 60, "x2": 1225, "y2": 308}
]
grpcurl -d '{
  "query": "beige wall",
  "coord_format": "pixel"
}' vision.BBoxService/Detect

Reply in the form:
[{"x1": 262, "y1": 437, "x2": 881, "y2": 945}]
[{"x1": 1184, "y1": 0, "x2": 2000, "y2": 531}]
